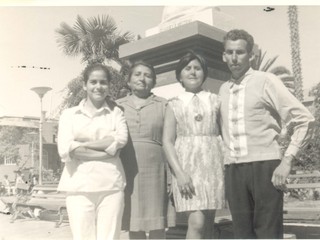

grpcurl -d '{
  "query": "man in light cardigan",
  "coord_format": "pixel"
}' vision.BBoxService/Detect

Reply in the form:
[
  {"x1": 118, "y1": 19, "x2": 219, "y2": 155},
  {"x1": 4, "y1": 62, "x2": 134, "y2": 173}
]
[{"x1": 219, "y1": 29, "x2": 315, "y2": 239}]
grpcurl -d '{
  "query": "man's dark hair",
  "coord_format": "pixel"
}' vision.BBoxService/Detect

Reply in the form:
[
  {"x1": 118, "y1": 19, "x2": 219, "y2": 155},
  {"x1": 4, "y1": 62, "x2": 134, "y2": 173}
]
[{"x1": 223, "y1": 29, "x2": 254, "y2": 53}]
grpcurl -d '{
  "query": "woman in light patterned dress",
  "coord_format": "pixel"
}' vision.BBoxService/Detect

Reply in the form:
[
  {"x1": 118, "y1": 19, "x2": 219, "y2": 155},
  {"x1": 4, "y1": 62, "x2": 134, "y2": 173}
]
[{"x1": 163, "y1": 51, "x2": 224, "y2": 239}]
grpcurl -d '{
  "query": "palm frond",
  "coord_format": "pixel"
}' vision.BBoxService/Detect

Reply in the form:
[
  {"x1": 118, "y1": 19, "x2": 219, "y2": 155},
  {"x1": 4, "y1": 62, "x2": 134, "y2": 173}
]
[
  {"x1": 74, "y1": 15, "x2": 88, "y2": 35},
  {"x1": 55, "y1": 22, "x2": 75, "y2": 35},
  {"x1": 261, "y1": 55, "x2": 279, "y2": 72},
  {"x1": 259, "y1": 51, "x2": 267, "y2": 68},
  {"x1": 56, "y1": 22, "x2": 83, "y2": 56},
  {"x1": 119, "y1": 31, "x2": 135, "y2": 43},
  {"x1": 87, "y1": 15, "x2": 117, "y2": 34},
  {"x1": 251, "y1": 49, "x2": 266, "y2": 70},
  {"x1": 56, "y1": 14, "x2": 134, "y2": 64}
]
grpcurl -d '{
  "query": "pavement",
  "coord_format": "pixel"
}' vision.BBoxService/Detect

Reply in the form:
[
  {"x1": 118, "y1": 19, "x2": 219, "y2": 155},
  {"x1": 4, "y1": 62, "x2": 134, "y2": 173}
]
[
  {"x1": 0, "y1": 212, "x2": 129, "y2": 240},
  {"x1": 2, "y1": 198, "x2": 320, "y2": 240}
]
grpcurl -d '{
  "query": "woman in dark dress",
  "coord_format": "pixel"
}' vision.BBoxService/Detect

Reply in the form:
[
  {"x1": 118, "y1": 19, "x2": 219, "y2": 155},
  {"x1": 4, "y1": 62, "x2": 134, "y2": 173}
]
[{"x1": 117, "y1": 61, "x2": 175, "y2": 239}]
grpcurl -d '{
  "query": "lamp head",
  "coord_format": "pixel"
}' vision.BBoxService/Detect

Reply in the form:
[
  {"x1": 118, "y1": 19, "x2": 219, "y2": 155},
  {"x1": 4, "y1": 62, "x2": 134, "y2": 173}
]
[{"x1": 30, "y1": 86, "x2": 52, "y2": 99}]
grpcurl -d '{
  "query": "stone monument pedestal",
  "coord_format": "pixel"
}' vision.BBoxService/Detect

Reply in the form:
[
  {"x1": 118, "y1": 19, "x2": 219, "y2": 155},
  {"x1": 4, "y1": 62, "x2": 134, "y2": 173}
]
[
  {"x1": 146, "y1": 6, "x2": 234, "y2": 37},
  {"x1": 119, "y1": 20, "x2": 231, "y2": 97}
]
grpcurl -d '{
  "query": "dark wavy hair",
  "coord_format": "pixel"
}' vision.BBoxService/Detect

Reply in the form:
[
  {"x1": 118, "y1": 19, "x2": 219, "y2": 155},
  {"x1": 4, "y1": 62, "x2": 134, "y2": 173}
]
[
  {"x1": 175, "y1": 50, "x2": 208, "y2": 83},
  {"x1": 223, "y1": 29, "x2": 254, "y2": 53},
  {"x1": 83, "y1": 63, "x2": 111, "y2": 84},
  {"x1": 128, "y1": 60, "x2": 156, "y2": 85}
]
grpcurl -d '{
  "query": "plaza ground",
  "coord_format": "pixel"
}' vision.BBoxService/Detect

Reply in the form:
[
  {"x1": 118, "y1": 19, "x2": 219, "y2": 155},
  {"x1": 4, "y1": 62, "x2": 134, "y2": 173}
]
[
  {"x1": 0, "y1": 213, "x2": 129, "y2": 240},
  {"x1": 1, "y1": 200, "x2": 320, "y2": 239}
]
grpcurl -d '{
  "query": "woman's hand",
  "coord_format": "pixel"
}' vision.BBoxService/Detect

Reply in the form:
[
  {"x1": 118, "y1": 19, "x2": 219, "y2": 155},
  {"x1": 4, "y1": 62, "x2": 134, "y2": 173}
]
[
  {"x1": 176, "y1": 171, "x2": 195, "y2": 200},
  {"x1": 163, "y1": 105, "x2": 196, "y2": 199}
]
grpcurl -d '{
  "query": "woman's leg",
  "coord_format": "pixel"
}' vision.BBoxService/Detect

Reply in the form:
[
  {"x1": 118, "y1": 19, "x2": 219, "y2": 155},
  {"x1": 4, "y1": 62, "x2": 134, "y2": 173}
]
[
  {"x1": 96, "y1": 191, "x2": 124, "y2": 240},
  {"x1": 149, "y1": 229, "x2": 165, "y2": 239},
  {"x1": 129, "y1": 231, "x2": 147, "y2": 239},
  {"x1": 203, "y1": 210, "x2": 216, "y2": 239},
  {"x1": 186, "y1": 211, "x2": 206, "y2": 239},
  {"x1": 66, "y1": 194, "x2": 96, "y2": 240}
]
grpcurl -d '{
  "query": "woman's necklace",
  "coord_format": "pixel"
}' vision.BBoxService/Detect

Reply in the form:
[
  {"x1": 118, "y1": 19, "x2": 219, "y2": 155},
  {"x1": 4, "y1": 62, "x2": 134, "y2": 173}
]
[{"x1": 192, "y1": 94, "x2": 203, "y2": 122}]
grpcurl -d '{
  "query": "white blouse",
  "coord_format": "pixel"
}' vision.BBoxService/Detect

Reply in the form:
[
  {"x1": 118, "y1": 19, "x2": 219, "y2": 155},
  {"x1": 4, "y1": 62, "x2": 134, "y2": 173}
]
[
  {"x1": 178, "y1": 90, "x2": 211, "y2": 107},
  {"x1": 57, "y1": 99, "x2": 128, "y2": 192}
]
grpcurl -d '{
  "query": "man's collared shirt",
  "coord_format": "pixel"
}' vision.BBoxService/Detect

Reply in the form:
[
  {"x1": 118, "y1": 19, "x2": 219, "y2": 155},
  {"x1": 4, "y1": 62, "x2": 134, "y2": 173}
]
[
  {"x1": 57, "y1": 99, "x2": 128, "y2": 192},
  {"x1": 219, "y1": 68, "x2": 315, "y2": 165}
]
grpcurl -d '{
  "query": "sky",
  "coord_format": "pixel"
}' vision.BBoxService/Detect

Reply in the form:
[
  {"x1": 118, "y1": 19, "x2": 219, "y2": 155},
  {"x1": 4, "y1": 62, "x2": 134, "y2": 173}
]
[{"x1": 0, "y1": 1, "x2": 320, "y2": 118}]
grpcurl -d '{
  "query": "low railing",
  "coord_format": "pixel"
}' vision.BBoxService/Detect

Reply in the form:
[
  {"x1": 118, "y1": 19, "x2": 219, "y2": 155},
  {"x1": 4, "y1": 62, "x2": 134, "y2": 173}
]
[
  {"x1": 284, "y1": 172, "x2": 320, "y2": 224},
  {"x1": 287, "y1": 172, "x2": 320, "y2": 189}
]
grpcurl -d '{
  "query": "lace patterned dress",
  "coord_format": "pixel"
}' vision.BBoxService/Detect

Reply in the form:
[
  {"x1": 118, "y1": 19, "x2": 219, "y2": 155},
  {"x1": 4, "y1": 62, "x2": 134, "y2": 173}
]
[{"x1": 169, "y1": 91, "x2": 225, "y2": 212}]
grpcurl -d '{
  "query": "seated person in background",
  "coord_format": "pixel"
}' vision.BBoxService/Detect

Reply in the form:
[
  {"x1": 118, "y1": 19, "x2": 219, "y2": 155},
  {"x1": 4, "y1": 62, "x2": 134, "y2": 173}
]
[
  {"x1": 14, "y1": 171, "x2": 25, "y2": 195},
  {"x1": 4, "y1": 175, "x2": 12, "y2": 196}
]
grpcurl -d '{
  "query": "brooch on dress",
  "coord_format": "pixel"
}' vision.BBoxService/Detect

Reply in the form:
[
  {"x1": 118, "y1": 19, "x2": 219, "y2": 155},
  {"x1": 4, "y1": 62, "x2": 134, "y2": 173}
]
[{"x1": 194, "y1": 113, "x2": 203, "y2": 121}]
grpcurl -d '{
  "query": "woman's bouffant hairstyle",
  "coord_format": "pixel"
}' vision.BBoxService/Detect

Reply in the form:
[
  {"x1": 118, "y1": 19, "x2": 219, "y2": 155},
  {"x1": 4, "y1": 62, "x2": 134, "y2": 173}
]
[
  {"x1": 175, "y1": 50, "x2": 208, "y2": 83},
  {"x1": 223, "y1": 29, "x2": 254, "y2": 53},
  {"x1": 83, "y1": 63, "x2": 111, "y2": 84},
  {"x1": 127, "y1": 61, "x2": 157, "y2": 85}
]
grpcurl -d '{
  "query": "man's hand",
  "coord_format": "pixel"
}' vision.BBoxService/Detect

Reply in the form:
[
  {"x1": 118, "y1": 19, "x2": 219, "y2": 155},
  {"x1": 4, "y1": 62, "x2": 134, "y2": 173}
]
[{"x1": 271, "y1": 156, "x2": 293, "y2": 191}]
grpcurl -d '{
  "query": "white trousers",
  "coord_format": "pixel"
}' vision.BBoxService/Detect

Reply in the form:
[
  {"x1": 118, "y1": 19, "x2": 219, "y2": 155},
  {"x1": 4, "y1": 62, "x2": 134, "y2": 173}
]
[{"x1": 66, "y1": 191, "x2": 124, "y2": 240}]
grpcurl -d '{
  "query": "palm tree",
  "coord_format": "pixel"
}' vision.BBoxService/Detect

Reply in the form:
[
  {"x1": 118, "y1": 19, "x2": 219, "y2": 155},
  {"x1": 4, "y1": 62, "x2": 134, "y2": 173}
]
[
  {"x1": 56, "y1": 14, "x2": 134, "y2": 66},
  {"x1": 251, "y1": 48, "x2": 278, "y2": 72},
  {"x1": 252, "y1": 7, "x2": 304, "y2": 101},
  {"x1": 55, "y1": 15, "x2": 134, "y2": 110},
  {"x1": 288, "y1": 5, "x2": 304, "y2": 101}
]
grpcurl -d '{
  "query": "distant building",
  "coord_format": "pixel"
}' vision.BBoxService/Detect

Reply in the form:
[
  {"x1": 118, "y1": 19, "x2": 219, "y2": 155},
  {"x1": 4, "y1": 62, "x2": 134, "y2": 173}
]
[
  {"x1": 0, "y1": 115, "x2": 39, "y2": 129},
  {"x1": 0, "y1": 115, "x2": 60, "y2": 180}
]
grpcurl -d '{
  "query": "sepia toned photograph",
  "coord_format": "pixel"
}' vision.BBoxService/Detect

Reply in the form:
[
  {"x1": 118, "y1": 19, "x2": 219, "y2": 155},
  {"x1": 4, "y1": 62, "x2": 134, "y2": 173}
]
[{"x1": 0, "y1": 1, "x2": 320, "y2": 239}]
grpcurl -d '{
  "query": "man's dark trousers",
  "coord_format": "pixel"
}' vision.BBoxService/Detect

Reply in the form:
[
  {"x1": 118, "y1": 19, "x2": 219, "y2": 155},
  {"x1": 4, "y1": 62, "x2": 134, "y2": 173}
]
[{"x1": 225, "y1": 160, "x2": 284, "y2": 239}]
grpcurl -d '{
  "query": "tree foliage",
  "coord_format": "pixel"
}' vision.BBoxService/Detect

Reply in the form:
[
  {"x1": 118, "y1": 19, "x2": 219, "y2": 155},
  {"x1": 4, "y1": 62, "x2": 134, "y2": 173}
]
[
  {"x1": 251, "y1": 48, "x2": 279, "y2": 72},
  {"x1": 56, "y1": 15, "x2": 134, "y2": 65},
  {"x1": 0, "y1": 126, "x2": 38, "y2": 166},
  {"x1": 294, "y1": 83, "x2": 320, "y2": 171},
  {"x1": 55, "y1": 14, "x2": 134, "y2": 111}
]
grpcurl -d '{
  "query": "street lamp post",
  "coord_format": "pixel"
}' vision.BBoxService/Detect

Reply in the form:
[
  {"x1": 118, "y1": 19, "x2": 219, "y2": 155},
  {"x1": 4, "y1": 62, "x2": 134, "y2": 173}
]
[
  {"x1": 30, "y1": 86, "x2": 52, "y2": 185},
  {"x1": 26, "y1": 131, "x2": 38, "y2": 169}
]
